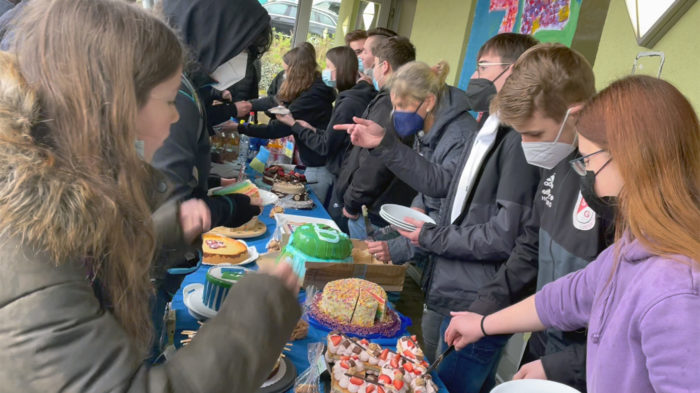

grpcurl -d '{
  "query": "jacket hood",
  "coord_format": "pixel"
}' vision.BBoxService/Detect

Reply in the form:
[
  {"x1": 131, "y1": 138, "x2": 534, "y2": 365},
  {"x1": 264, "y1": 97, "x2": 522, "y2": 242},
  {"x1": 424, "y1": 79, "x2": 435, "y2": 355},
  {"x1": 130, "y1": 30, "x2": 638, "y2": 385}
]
[
  {"x1": 302, "y1": 76, "x2": 337, "y2": 105},
  {"x1": 0, "y1": 52, "x2": 115, "y2": 261},
  {"x1": 338, "y1": 81, "x2": 376, "y2": 107},
  {"x1": 422, "y1": 85, "x2": 472, "y2": 145},
  {"x1": 162, "y1": 0, "x2": 271, "y2": 75}
]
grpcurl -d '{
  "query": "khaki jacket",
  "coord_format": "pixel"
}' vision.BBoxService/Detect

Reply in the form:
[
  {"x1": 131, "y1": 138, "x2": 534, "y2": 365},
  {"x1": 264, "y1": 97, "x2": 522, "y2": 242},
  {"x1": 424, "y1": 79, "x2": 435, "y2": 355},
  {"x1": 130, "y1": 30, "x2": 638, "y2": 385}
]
[{"x1": 0, "y1": 51, "x2": 302, "y2": 393}]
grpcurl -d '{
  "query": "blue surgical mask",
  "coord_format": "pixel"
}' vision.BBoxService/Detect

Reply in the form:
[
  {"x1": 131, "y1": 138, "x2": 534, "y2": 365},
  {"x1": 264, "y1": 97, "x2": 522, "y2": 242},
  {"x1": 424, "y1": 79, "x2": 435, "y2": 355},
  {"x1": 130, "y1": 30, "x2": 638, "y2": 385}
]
[
  {"x1": 358, "y1": 57, "x2": 364, "y2": 73},
  {"x1": 322, "y1": 68, "x2": 335, "y2": 88},
  {"x1": 392, "y1": 101, "x2": 425, "y2": 138},
  {"x1": 372, "y1": 77, "x2": 380, "y2": 91},
  {"x1": 521, "y1": 108, "x2": 577, "y2": 170}
]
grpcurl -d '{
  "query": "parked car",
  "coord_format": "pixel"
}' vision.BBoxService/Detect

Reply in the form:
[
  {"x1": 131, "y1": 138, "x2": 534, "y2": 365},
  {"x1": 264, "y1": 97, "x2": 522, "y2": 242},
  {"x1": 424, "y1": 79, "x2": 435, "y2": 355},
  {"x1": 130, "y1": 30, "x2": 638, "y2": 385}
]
[
  {"x1": 314, "y1": 0, "x2": 341, "y2": 15},
  {"x1": 263, "y1": 0, "x2": 337, "y2": 37}
]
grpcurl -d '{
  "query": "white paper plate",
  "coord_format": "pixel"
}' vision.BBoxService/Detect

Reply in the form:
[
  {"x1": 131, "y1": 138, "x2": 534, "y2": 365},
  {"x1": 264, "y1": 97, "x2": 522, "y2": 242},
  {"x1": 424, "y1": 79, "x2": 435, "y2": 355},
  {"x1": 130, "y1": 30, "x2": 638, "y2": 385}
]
[
  {"x1": 381, "y1": 204, "x2": 436, "y2": 226},
  {"x1": 380, "y1": 210, "x2": 416, "y2": 231},
  {"x1": 202, "y1": 242, "x2": 259, "y2": 266},
  {"x1": 379, "y1": 209, "x2": 414, "y2": 230},
  {"x1": 268, "y1": 106, "x2": 290, "y2": 115},
  {"x1": 490, "y1": 380, "x2": 581, "y2": 393},
  {"x1": 258, "y1": 189, "x2": 279, "y2": 206},
  {"x1": 182, "y1": 283, "x2": 217, "y2": 320},
  {"x1": 379, "y1": 208, "x2": 418, "y2": 231},
  {"x1": 261, "y1": 357, "x2": 287, "y2": 388}
]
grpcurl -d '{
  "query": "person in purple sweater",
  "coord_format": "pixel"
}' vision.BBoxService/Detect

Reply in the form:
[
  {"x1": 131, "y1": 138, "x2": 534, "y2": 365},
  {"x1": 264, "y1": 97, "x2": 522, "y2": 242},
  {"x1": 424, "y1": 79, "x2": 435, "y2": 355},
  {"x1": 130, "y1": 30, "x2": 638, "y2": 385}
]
[{"x1": 444, "y1": 75, "x2": 700, "y2": 393}]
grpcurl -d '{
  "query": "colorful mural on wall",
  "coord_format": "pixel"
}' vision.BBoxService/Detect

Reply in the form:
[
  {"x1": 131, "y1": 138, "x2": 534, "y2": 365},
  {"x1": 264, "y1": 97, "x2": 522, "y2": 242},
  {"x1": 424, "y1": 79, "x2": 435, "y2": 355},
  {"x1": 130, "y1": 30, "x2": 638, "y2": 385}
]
[{"x1": 458, "y1": 0, "x2": 582, "y2": 89}]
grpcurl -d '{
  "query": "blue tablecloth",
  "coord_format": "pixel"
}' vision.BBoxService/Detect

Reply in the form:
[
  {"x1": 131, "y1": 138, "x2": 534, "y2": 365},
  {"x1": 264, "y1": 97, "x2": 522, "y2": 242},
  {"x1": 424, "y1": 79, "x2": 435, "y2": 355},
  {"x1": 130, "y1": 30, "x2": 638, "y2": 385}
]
[{"x1": 170, "y1": 178, "x2": 448, "y2": 393}]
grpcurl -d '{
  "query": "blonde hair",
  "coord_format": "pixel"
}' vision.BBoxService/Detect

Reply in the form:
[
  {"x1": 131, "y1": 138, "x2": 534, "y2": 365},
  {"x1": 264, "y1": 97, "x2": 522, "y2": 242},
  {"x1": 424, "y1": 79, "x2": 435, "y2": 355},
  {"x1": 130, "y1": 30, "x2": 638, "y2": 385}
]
[
  {"x1": 8, "y1": 0, "x2": 184, "y2": 351},
  {"x1": 492, "y1": 43, "x2": 595, "y2": 128},
  {"x1": 388, "y1": 60, "x2": 449, "y2": 107}
]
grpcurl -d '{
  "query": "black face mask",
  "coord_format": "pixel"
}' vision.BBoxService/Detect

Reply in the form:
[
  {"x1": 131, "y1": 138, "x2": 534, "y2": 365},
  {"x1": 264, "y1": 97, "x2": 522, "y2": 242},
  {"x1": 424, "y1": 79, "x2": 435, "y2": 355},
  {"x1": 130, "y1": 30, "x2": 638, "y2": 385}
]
[
  {"x1": 465, "y1": 78, "x2": 497, "y2": 112},
  {"x1": 465, "y1": 66, "x2": 510, "y2": 112},
  {"x1": 580, "y1": 170, "x2": 617, "y2": 222}
]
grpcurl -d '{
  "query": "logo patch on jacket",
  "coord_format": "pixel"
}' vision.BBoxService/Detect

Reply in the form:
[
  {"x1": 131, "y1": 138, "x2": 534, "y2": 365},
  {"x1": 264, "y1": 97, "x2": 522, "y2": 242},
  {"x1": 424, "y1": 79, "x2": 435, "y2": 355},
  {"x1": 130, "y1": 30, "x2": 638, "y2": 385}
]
[
  {"x1": 541, "y1": 174, "x2": 555, "y2": 208},
  {"x1": 573, "y1": 191, "x2": 596, "y2": 231}
]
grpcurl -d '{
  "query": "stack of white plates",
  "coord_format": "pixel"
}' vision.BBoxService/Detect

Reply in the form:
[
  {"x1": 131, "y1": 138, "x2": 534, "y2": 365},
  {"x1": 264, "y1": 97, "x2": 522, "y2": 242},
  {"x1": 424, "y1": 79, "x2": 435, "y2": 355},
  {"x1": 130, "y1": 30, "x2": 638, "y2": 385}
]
[{"x1": 379, "y1": 204, "x2": 436, "y2": 232}]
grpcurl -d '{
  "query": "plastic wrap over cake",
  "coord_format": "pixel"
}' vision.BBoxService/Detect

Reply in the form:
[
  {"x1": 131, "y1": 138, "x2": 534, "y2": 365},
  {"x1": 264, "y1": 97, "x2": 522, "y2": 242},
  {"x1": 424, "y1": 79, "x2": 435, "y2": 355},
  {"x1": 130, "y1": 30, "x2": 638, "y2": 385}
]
[
  {"x1": 308, "y1": 279, "x2": 401, "y2": 338},
  {"x1": 278, "y1": 223, "x2": 353, "y2": 278}
]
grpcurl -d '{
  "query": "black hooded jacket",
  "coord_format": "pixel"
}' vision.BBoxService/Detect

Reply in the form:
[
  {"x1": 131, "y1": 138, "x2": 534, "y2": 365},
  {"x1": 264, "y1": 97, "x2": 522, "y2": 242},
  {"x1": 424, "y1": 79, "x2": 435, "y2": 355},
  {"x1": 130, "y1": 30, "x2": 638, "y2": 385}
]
[
  {"x1": 152, "y1": 0, "x2": 270, "y2": 227},
  {"x1": 334, "y1": 88, "x2": 418, "y2": 224},
  {"x1": 162, "y1": 0, "x2": 272, "y2": 126},
  {"x1": 469, "y1": 151, "x2": 615, "y2": 391},
  {"x1": 240, "y1": 76, "x2": 336, "y2": 167},
  {"x1": 162, "y1": 0, "x2": 270, "y2": 76},
  {"x1": 250, "y1": 70, "x2": 285, "y2": 116},
  {"x1": 290, "y1": 81, "x2": 377, "y2": 175}
]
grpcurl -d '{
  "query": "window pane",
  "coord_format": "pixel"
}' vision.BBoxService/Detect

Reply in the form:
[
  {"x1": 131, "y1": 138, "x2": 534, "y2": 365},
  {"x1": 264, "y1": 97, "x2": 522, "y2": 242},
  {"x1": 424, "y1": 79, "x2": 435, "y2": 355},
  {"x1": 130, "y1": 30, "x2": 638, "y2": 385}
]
[
  {"x1": 357, "y1": 1, "x2": 380, "y2": 31},
  {"x1": 307, "y1": 1, "x2": 336, "y2": 41},
  {"x1": 260, "y1": 1, "x2": 299, "y2": 94},
  {"x1": 319, "y1": 13, "x2": 334, "y2": 25},
  {"x1": 265, "y1": 4, "x2": 287, "y2": 15}
]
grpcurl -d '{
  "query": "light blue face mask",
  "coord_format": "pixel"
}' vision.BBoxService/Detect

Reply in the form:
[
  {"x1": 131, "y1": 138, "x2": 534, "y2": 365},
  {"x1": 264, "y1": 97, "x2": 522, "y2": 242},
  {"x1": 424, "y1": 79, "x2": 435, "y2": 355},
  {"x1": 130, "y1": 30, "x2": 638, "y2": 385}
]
[
  {"x1": 372, "y1": 77, "x2": 380, "y2": 91},
  {"x1": 135, "y1": 140, "x2": 145, "y2": 159},
  {"x1": 322, "y1": 68, "x2": 336, "y2": 88},
  {"x1": 358, "y1": 57, "x2": 364, "y2": 73}
]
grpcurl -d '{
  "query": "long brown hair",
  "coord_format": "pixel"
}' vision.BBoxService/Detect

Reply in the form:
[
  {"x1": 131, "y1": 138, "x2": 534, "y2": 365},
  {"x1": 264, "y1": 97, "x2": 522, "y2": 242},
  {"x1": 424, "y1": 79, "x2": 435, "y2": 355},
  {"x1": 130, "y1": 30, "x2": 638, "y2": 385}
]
[
  {"x1": 325, "y1": 46, "x2": 358, "y2": 92},
  {"x1": 8, "y1": 0, "x2": 184, "y2": 350},
  {"x1": 576, "y1": 75, "x2": 700, "y2": 263},
  {"x1": 277, "y1": 45, "x2": 319, "y2": 103}
]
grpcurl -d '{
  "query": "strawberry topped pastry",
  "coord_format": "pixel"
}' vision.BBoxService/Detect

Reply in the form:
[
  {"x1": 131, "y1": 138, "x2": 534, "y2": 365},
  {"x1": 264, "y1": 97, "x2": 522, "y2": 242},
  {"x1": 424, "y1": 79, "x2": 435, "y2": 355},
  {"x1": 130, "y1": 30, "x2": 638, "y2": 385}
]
[
  {"x1": 326, "y1": 333, "x2": 438, "y2": 393},
  {"x1": 263, "y1": 165, "x2": 307, "y2": 195}
]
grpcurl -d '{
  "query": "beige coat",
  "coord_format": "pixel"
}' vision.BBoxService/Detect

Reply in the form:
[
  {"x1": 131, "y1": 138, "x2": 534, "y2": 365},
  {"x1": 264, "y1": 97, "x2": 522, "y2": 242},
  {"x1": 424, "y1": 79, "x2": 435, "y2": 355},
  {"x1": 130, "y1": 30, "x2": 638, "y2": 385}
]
[{"x1": 0, "y1": 52, "x2": 301, "y2": 392}]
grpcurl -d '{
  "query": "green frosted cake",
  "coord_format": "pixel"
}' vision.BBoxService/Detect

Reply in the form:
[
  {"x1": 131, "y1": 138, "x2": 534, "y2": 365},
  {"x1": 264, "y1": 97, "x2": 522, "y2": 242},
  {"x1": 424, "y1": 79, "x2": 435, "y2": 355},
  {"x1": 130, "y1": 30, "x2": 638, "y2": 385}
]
[{"x1": 278, "y1": 223, "x2": 353, "y2": 278}]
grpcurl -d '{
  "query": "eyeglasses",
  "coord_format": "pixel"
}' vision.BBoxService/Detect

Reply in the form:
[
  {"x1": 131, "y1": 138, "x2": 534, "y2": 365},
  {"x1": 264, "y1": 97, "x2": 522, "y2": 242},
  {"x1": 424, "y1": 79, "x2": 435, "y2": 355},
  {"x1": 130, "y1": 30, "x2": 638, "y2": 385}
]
[
  {"x1": 569, "y1": 149, "x2": 612, "y2": 176},
  {"x1": 475, "y1": 61, "x2": 511, "y2": 77}
]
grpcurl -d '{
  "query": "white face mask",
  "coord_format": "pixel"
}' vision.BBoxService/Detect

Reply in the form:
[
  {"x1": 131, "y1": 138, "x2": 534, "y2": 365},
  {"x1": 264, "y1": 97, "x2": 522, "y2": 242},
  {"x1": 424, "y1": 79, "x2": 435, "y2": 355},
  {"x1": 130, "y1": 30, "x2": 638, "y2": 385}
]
[
  {"x1": 521, "y1": 108, "x2": 577, "y2": 170},
  {"x1": 210, "y1": 51, "x2": 248, "y2": 91}
]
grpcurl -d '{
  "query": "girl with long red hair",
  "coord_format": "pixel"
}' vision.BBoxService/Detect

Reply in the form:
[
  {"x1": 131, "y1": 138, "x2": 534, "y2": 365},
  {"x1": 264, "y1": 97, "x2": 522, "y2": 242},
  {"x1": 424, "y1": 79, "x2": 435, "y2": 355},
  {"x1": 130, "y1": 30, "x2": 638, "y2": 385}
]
[{"x1": 444, "y1": 75, "x2": 700, "y2": 393}]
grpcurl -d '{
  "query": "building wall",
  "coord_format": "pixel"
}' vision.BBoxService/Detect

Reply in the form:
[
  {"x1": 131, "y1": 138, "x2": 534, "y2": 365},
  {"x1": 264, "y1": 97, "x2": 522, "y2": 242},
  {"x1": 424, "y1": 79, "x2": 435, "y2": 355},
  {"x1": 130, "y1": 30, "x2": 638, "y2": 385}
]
[
  {"x1": 395, "y1": 0, "x2": 417, "y2": 37},
  {"x1": 592, "y1": 0, "x2": 700, "y2": 110},
  {"x1": 409, "y1": 0, "x2": 476, "y2": 85}
]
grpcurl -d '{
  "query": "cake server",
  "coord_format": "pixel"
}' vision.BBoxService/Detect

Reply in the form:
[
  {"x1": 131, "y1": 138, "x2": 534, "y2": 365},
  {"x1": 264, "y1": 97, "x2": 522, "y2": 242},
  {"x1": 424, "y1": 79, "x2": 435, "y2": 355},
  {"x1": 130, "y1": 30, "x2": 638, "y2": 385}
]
[
  {"x1": 362, "y1": 205, "x2": 376, "y2": 240},
  {"x1": 421, "y1": 345, "x2": 454, "y2": 377}
]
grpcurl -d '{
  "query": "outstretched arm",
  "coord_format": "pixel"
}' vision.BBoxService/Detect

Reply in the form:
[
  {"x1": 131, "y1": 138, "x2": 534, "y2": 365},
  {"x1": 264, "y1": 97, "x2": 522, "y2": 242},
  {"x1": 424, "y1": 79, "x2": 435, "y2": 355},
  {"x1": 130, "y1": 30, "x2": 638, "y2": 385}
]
[
  {"x1": 445, "y1": 296, "x2": 545, "y2": 350},
  {"x1": 335, "y1": 117, "x2": 459, "y2": 198}
]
